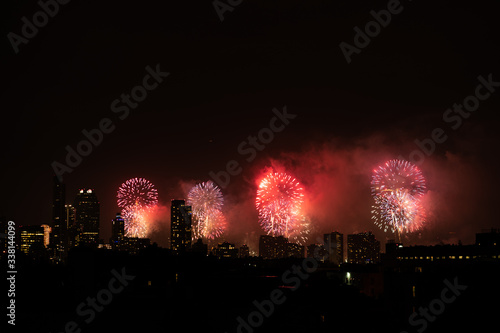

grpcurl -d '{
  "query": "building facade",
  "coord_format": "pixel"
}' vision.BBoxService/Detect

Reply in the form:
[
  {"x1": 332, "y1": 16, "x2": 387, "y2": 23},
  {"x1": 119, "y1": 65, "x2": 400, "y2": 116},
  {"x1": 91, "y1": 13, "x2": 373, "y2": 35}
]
[
  {"x1": 347, "y1": 232, "x2": 380, "y2": 264},
  {"x1": 324, "y1": 231, "x2": 344, "y2": 265},
  {"x1": 74, "y1": 189, "x2": 100, "y2": 248},
  {"x1": 170, "y1": 200, "x2": 192, "y2": 253}
]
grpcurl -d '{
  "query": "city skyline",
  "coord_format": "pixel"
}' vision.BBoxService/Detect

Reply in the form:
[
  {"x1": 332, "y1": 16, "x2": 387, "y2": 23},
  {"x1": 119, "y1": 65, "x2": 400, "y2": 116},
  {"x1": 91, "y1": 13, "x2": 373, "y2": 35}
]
[{"x1": 3, "y1": 1, "x2": 499, "y2": 332}]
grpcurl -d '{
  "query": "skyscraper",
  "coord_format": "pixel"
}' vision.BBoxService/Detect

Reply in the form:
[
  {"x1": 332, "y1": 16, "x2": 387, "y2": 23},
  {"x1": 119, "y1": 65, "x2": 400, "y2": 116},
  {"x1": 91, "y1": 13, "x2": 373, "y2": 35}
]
[
  {"x1": 347, "y1": 232, "x2": 380, "y2": 264},
  {"x1": 51, "y1": 176, "x2": 67, "y2": 259},
  {"x1": 74, "y1": 189, "x2": 100, "y2": 248},
  {"x1": 65, "y1": 204, "x2": 78, "y2": 248},
  {"x1": 324, "y1": 231, "x2": 344, "y2": 265},
  {"x1": 170, "y1": 200, "x2": 192, "y2": 253},
  {"x1": 111, "y1": 212, "x2": 125, "y2": 249}
]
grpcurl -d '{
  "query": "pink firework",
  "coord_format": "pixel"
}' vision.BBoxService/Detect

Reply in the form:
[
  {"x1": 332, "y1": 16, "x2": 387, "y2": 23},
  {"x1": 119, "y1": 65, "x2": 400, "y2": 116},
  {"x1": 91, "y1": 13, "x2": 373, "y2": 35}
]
[
  {"x1": 371, "y1": 160, "x2": 427, "y2": 237},
  {"x1": 371, "y1": 159, "x2": 426, "y2": 198},
  {"x1": 187, "y1": 181, "x2": 226, "y2": 240},
  {"x1": 122, "y1": 205, "x2": 148, "y2": 238},
  {"x1": 117, "y1": 178, "x2": 158, "y2": 209},
  {"x1": 256, "y1": 172, "x2": 305, "y2": 238}
]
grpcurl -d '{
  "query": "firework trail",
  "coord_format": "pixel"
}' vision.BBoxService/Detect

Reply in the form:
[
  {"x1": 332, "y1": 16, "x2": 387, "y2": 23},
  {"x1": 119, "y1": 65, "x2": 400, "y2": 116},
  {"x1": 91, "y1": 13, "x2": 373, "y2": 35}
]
[
  {"x1": 117, "y1": 178, "x2": 158, "y2": 238},
  {"x1": 187, "y1": 181, "x2": 226, "y2": 240},
  {"x1": 371, "y1": 160, "x2": 426, "y2": 238},
  {"x1": 256, "y1": 172, "x2": 307, "y2": 243}
]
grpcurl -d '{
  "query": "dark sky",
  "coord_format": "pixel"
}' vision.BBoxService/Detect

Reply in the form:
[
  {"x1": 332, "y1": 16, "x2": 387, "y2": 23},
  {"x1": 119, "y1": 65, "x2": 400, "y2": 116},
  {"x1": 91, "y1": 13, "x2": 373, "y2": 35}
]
[{"x1": 2, "y1": 0, "x2": 499, "y2": 249}]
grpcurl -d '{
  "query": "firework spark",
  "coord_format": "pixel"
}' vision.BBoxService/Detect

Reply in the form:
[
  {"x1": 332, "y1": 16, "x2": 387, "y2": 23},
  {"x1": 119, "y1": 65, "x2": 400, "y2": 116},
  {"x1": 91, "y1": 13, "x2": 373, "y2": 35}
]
[
  {"x1": 122, "y1": 205, "x2": 148, "y2": 238},
  {"x1": 256, "y1": 172, "x2": 306, "y2": 241},
  {"x1": 371, "y1": 160, "x2": 426, "y2": 238},
  {"x1": 371, "y1": 160, "x2": 426, "y2": 198},
  {"x1": 187, "y1": 181, "x2": 226, "y2": 240},
  {"x1": 117, "y1": 178, "x2": 158, "y2": 238},
  {"x1": 117, "y1": 178, "x2": 158, "y2": 209}
]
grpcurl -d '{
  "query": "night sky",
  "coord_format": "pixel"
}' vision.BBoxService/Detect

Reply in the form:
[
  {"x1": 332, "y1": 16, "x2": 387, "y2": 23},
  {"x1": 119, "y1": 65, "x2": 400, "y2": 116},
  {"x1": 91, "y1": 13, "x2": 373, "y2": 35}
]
[{"x1": 2, "y1": 0, "x2": 499, "y2": 249}]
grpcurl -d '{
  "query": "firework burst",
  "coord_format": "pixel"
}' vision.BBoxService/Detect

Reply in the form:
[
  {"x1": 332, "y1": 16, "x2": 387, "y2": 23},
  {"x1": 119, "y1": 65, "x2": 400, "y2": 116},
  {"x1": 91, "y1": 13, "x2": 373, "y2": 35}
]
[
  {"x1": 122, "y1": 205, "x2": 148, "y2": 238},
  {"x1": 117, "y1": 178, "x2": 158, "y2": 238},
  {"x1": 117, "y1": 178, "x2": 158, "y2": 209},
  {"x1": 371, "y1": 160, "x2": 426, "y2": 239},
  {"x1": 256, "y1": 172, "x2": 305, "y2": 239},
  {"x1": 371, "y1": 160, "x2": 426, "y2": 198},
  {"x1": 187, "y1": 181, "x2": 226, "y2": 240}
]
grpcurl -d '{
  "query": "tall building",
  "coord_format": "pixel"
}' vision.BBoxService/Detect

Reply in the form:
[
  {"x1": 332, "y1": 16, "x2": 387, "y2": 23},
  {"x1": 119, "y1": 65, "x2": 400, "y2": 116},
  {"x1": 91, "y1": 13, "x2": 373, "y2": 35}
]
[
  {"x1": 170, "y1": 200, "x2": 192, "y2": 253},
  {"x1": 65, "y1": 204, "x2": 78, "y2": 248},
  {"x1": 110, "y1": 212, "x2": 125, "y2": 249},
  {"x1": 324, "y1": 231, "x2": 344, "y2": 265},
  {"x1": 259, "y1": 235, "x2": 287, "y2": 259},
  {"x1": 19, "y1": 225, "x2": 50, "y2": 255},
  {"x1": 74, "y1": 189, "x2": 100, "y2": 248},
  {"x1": 239, "y1": 244, "x2": 250, "y2": 258},
  {"x1": 51, "y1": 176, "x2": 67, "y2": 258},
  {"x1": 347, "y1": 232, "x2": 380, "y2": 264}
]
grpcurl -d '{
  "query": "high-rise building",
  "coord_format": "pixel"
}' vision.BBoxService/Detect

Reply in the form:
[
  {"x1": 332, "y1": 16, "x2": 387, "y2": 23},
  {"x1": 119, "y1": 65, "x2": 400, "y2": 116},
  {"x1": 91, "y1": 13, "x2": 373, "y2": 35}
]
[
  {"x1": 170, "y1": 200, "x2": 192, "y2": 253},
  {"x1": 324, "y1": 231, "x2": 344, "y2": 265},
  {"x1": 259, "y1": 235, "x2": 287, "y2": 259},
  {"x1": 110, "y1": 212, "x2": 125, "y2": 249},
  {"x1": 19, "y1": 225, "x2": 50, "y2": 255},
  {"x1": 51, "y1": 176, "x2": 67, "y2": 258},
  {"x1": 239, "y1": 244, "x2": 250, "y2": 258},
  {"x1": 74, "y1": 189, "x2": 100, "y2": 248},
  {"x1": 65, "y1": 204, "x2": 78, "y2": 248},
  {"x1": 347, "y1": 232, "x2": 380, "y2": 264}
]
